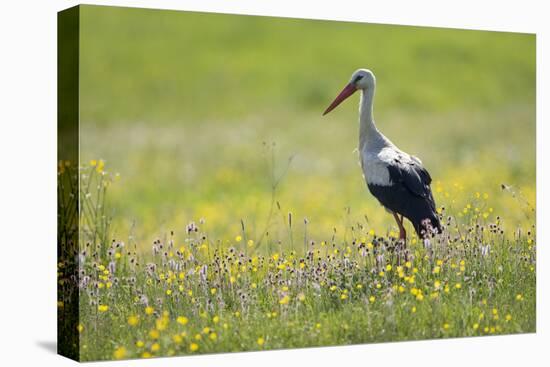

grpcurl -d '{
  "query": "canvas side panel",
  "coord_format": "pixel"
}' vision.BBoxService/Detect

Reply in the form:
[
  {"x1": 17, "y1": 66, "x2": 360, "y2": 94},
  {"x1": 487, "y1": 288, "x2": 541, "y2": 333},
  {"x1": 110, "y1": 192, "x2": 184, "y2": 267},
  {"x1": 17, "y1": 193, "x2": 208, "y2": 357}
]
[{"x1": 57, "y1": 5, "x2": 80, "y2": 362}]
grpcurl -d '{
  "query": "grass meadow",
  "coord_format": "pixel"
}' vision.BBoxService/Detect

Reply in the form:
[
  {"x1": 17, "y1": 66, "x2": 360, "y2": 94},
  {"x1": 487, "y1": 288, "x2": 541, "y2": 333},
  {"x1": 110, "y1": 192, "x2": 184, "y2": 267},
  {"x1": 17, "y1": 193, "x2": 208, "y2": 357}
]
[{"x1": 58, "y1": 5, "x2": 535, "y2": 361}]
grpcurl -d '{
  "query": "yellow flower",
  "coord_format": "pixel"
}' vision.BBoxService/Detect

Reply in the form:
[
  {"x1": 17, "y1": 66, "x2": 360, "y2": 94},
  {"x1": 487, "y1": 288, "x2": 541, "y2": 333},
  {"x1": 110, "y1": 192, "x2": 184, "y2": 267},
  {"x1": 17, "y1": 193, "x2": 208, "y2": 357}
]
[
  {"x1": 209, "y1": 332, "x2": 217, "y2": 341},
  {"x1": 149, "y1": 329, "x2": 160, "y2": 339},
  {"x1": 369, "y1": 296, "x2": 376, "y2": 303},
  {"x1": 279, "y1": 295, "x2": 290, "y2": 305},
  {"x1": 145, "y1": 306, "x2": 154, "y2": 315},
  {"x1": 89, "y1": 159, "x2": 97, "y2": 167},
  {"x1": 340, "y1": 294, "x2": 348, "y2": 300},
  {"x1": 151, "y1": 343, "x2": 160, "y2": 352},
  {"x1": 98, "y1": 304, "x2": 109, "y2": 312},
  {"x1": 96, "y1": 159, "x2": 105, "y2": 173},
  {"x1": 211, "y1": 288, "x2": 217, "y2": 295},
  {"x1": 113, "y1": 346, "x2": 126, "y2": 360},
  {"x1": 257, "y1": 337, "x2": 265, "y2": 346},
  {"x1": 443, "y1": 323, "x2": 450, "y2": 330},
  {"x1": 455, "y1": 283, "x2": 462, "y2": 289},
  {"x1": 77, "y1": 324, "x2": 84, "y2": 333},
  {"x1": 136, "y1": 340, "x2": 144, "y2": 348},
  {"x1": 434, "y1": 280, "x2": 441, "y2": 289},
  {"x1": 189, "y1": 343, "x2": 199, "y2": 352},
  {"x1": 235, "y1": 235, "x2": 242, "y2": 242},
  {"x1": 298, "y1": 293, "x2": 306, "y2": 302},
  {"x1": 213, "y1": 315, "x2": 220, "y2": 324},
  {"x1": 177, "y1": 316, "x2": 189, "y2": 325},
  {"x1": 166, "y1": 289, "x2": 172, "y2": 296},
  {"x1": 516, "y1": 294, "x2": 523, "y2": 301},
  {"x1": 411, "y1": 306, "x2": 417, "y2": 313},
  {"x1": 433, "y1": 266, "x2": 440, "y2": 274},
  {"x1": 386, "y1": 264, "x2": 392, "y2": 271},
  {"x1": 128, "y1": 315, "x2": 139, "y2": 326},
  {"x1": 473, "y1": 323, "x2": 479, "y2": 330},
  {"x1": 506, "y1": 314, "x2": 512, "y2": 321},
  {"x1": 172, "y1": 334, "x2": 183, "y2": 344},
  {"x1": 141, "y1": 351, "x2": 152, "y2": 358}
]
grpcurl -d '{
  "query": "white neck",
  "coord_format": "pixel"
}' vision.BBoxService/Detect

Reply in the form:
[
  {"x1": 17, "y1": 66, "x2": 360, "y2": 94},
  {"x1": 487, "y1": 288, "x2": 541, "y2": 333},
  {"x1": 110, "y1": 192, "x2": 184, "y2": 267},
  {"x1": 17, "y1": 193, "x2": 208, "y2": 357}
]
[{"x1": 359, "y1": 86, "x2": 382, "y2": 149}]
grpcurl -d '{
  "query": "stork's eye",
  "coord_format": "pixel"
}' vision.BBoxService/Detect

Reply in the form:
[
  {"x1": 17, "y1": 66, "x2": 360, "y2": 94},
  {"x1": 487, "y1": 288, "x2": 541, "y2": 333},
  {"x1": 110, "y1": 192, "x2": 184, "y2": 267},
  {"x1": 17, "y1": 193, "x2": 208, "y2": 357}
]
[{"x1": 353, "y1": 75, "x2": 364, "y2": 83}]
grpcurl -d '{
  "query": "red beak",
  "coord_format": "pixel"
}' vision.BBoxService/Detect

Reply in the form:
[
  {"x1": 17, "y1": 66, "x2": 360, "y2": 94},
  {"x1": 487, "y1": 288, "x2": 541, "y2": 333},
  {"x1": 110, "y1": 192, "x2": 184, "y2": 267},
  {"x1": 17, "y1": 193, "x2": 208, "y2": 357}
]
[{"x1": 323, "y1": 83, "x2": 357, "y2": 115}]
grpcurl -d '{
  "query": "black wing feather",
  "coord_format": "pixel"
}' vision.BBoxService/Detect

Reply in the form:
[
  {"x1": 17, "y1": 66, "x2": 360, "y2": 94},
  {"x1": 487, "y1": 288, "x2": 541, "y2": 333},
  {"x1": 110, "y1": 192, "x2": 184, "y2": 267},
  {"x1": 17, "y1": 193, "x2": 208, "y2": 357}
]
[{"x1": 368, "y1": 155, "x2": 441, "y2": 236}]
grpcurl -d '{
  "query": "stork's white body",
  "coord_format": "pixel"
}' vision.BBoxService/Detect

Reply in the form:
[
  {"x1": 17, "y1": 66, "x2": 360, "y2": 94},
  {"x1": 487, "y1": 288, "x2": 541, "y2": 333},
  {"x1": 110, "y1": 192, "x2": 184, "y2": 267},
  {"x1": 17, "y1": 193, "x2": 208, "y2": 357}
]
[{"x1": 357, "y1": 81, "x2": 421, "y2": 188}]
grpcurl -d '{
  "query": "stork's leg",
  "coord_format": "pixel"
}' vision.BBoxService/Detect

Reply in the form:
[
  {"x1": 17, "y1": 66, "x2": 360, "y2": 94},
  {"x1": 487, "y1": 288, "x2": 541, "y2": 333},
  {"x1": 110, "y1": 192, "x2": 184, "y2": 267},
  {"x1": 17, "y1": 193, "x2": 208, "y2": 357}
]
[
  {"x1": 392, "y1": 213, "x2": 407, "y2": 244},
  {"x1": 392, "y1": 213, "x2": 408, "y2": 264}
]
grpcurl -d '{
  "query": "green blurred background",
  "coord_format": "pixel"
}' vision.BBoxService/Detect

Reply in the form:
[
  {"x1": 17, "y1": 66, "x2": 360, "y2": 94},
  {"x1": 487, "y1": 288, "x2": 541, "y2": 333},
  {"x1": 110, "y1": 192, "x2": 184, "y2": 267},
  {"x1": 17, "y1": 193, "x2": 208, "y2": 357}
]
[{"x1": 79, "y1": 5, "x2": 535, "y2": 248}]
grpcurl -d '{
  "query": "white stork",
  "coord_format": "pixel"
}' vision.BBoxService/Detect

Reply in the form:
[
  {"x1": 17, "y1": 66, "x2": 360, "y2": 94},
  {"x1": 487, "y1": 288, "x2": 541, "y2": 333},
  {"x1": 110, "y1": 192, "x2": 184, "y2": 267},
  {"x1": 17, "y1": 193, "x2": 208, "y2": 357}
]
[{"x1": 323, "y1": 69, "x2": 441, "y2": 242}]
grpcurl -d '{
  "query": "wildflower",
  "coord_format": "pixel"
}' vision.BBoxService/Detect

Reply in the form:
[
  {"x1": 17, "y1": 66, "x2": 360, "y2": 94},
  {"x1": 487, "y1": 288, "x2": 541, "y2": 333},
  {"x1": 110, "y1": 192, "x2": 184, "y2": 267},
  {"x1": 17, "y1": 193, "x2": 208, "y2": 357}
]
[
  {"x1": 166, "y1": 289, "x2": 172, "y2": 296},
  {"x1": 209, "y1": 332, "x2": 218, "y2": 341},
  {"x1": 411, "y1": 306, "x2": 417, "y2": 313},
  {"x1": 213, "y1": 315, "x2": 220, "y2": 324},
  {"x1": 113, "y1": 346, "x2": 127, "y2": 360},
  {"x1": 257, "y1": 337, "x2": 265, "y2": 346},
  {"x1": 145, "y1": 306, "x2": 154, "y2": 315},
  {"x1": 386, "y1": 264, "x2": 392, "y2": 271},
  {"x1": 136, "y1": 340, "x2": 144, "y2": 348},
  {"x1": 172, "y1": 334, "x2": 183, "y2": 344},
  {"x1": 151, "y1": 343, "x2": 160, "y2": 352},
  {"x1": 177, "y1": 316, "x2": 189, "y2": 325},
  {"x1": 516, "y1": 294, "x2": 523, "y2": 301},
  {"x1": 211, "y1": 288, "x2": 217, "y2": 295},
  {"x1": 434, "y1": 280, "x2": 441, "y2": 289},
  {"x1": 369, "y1": 296, "x2": 376, "y2": 303},
  {"x1": 149, "y1": 329, "x2": 160, "y2": 339},
  {"x1": 506, "y1": 314, "x2": 512, "y2": 321},
  {"x1": 298, "y1": 293, "x2": 306, "y2": 302},
  {"x1": 98, "y1": 304, "x2": 109, "y2": 312},
  {"x1": 340, "y1": 294, "x2": 348, "y2": 300},
  {"x1": 128, "y1": 315, "x2": 139, "y2": 326},
  {"x1": 189, "y1": 343, "x2": 199, "y2": 352},
  {"x1": 433, "y1": 266, "x2": 440, "y2": 274},
  {"x1": 77, "y1": 324, "x2": 84, "y2": 333},
  {"x1": 235, "y1": 235, "x2": 242, "y2": 242},
  {"x1": 279, "y1": 295, "x2": 290, "y2": 305},
  {"x1": 455, "y1": 283, "x2": 462, "y2": 289},
  {"x1": 141, "y1": 351, "x2": 152, "y2": 358},
  {"x1": 443, "y1": 323, "x2": 450, "y2": 330},
  {"x1": 473, "y1": 323, "x2": 479, "y2": 330}
]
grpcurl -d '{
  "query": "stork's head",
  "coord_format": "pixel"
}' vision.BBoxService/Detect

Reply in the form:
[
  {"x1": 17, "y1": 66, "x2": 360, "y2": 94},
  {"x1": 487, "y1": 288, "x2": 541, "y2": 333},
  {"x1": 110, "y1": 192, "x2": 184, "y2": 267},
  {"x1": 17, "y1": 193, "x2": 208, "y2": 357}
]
[{"x1": 323, "y1": 69, "x2": 375, "y2": 115}]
